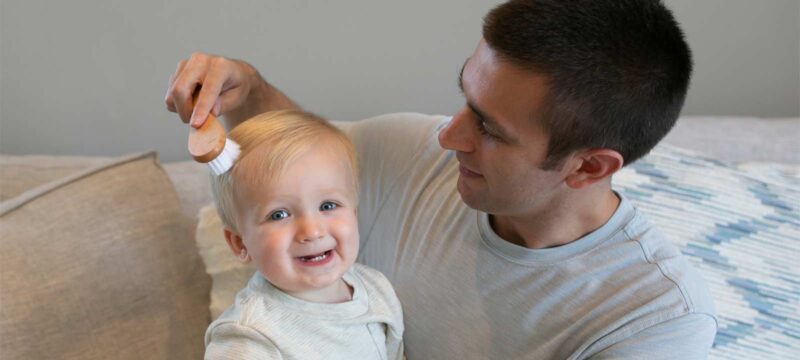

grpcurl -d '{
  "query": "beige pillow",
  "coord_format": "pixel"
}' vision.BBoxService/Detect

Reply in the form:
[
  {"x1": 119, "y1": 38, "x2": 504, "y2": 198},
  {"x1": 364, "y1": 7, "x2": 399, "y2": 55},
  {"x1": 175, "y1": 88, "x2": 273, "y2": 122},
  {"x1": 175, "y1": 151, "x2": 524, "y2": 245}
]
[
  {"x1": 0, "y1": 154, "x2": 112, "y2": 202},
  {"x1": 0, "y1": 152, "x2": 210, "y2": 359},
  {"x1": 195, "y1": 204, "x2": 255, "y2": 320}
]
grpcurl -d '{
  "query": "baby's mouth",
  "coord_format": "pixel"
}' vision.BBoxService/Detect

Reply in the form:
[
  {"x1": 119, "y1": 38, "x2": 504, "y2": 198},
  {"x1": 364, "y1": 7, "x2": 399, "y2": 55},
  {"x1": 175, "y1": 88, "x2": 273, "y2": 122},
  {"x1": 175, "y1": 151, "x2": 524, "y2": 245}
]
[{"x1": 297, "y1": 250, "x2": 333, "y2": 263}]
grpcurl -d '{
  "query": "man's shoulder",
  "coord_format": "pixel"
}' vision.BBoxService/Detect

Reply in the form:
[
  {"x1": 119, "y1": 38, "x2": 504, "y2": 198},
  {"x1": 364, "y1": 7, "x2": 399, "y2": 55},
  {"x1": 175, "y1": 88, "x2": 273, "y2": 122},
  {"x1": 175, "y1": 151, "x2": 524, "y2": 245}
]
[
  {"x1": 341, "y1": 112, "x2": 449, "y2": 143},
  {"x1": 621, "y1": 207, "x2": 717, "y2": 318},
  {"x1": 575, "y1": 207, "x2": 718, "y2": 356},
  {"x1": 358, "y1": 112, "x2": 449, "y2": 126},
  {"x1": 210, "y1": 273, "x2": 272, "y2": 326},
  {"x1": 341, "y1": 113, "x2": 456, "y2": 206}
]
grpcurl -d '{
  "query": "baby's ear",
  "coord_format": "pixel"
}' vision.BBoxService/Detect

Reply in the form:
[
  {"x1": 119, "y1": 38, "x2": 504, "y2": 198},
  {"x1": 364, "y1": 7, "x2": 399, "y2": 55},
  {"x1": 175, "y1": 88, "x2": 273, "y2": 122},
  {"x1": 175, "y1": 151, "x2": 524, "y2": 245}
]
[{"x1": 224, "y1": 228, "x2": 251, "y2": 263}]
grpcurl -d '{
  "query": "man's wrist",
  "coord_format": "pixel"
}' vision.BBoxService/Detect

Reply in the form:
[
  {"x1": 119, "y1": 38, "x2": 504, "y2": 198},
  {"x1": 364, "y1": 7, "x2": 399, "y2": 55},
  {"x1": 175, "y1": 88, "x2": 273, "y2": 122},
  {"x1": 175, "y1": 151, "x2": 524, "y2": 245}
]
[
  {"x1": 222, "y1": 60, "x2": 301, "y2": 129},
  {"x1": 240, "y1": 60, "x2": 299, "y2": 113},
  {"x1": 240, "y1": 60, "x2": 271, "y2": 112},
  {"x1": 221, "y1": 61, "x2": 271, "y2": 128}
]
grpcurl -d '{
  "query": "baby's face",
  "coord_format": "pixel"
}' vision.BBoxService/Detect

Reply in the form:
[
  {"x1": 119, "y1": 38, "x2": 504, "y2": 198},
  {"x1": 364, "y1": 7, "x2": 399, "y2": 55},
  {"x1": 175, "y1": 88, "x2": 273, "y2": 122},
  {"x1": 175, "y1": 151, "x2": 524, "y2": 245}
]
[{"x1": 235, "y1": 142, "x2": 359, "y2": 299}]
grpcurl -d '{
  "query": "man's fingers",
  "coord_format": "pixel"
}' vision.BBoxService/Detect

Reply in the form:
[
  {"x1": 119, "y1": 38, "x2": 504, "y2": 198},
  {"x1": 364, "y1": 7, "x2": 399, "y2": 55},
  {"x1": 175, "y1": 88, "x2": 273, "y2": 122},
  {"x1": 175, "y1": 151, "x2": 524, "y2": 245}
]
[
  {"x1": 165, "y1": 53, "x2": 247, "y2": 127},
  {"x1": 171, "y1": 55, "x2": 211, "y2": 123},
  {"x1": 190, "y1": 68, "x2": 225, "y2": 127},
  {"x1": 165, "y1": 60, "x2": 188, "y2": 113},
  {"x1": 211, "y1": 59, "x2": 252, "y2": 119},
  {"x1": 212, "y1": 99, "x2": 222, "y2": 117}
]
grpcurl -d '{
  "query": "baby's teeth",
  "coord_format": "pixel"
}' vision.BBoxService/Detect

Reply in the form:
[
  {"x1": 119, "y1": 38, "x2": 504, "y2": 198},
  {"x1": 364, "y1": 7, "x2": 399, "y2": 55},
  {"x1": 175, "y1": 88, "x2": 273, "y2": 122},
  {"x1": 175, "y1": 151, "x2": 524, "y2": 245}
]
[{"x1": 302, "y1": 252, "x2": 328, "y2": 262}]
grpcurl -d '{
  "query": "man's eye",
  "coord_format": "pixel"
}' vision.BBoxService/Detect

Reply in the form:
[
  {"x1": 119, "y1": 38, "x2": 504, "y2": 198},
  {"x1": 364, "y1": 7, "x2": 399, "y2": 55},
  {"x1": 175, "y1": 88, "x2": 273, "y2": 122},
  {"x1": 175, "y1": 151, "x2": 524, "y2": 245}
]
[
  {"x1": 269, "y1": 210, "x2": 289, "y2": 221},
  {"x1": 320, "y1": 202, "x2": 338, "y2": 211},
  {"x1": 476, "y1": 119, "x2": 489, "y2": 134},
  {"x1": 476, "y1": 119, "x2": 497, "y2": 139}
]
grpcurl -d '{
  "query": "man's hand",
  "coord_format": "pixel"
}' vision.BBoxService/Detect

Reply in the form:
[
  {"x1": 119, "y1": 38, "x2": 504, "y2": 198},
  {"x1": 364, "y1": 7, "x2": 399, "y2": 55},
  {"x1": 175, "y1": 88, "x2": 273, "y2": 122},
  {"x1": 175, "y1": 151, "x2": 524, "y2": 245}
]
[{"x1": 165, "y1": 52, "x2": 259, "y2": 128}]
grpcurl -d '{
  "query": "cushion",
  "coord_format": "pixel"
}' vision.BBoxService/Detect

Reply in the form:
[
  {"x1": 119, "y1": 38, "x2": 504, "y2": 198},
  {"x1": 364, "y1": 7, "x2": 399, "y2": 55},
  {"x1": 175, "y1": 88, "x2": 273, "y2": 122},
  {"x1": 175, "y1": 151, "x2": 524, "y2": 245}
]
[
  {"x1": 0, "y1": 152, "x2": 211, "y2": 359},
  {"x1": 162, "y1": 160, "x2": 214, "y2": 230},
  {"x1": 0, "y1": 154, "x2": 112, "y2": 202},
  {"x1": 614, "y1": 144, "x2": 799, "y2": 359}
]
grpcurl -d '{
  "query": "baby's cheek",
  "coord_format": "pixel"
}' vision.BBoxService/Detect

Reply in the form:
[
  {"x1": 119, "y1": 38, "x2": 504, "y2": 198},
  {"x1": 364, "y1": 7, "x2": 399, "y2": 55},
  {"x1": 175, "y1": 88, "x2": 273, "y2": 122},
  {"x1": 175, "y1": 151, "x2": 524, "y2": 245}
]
[{"x1": 332, "y1": 216, "x2": 359, "y2": 253}]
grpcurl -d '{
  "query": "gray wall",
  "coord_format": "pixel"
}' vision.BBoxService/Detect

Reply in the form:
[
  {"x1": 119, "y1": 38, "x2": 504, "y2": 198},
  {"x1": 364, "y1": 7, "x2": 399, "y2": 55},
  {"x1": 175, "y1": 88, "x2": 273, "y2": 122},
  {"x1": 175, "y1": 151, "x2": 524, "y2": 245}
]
[{"x1": 2, "y1": 0, "x2": 798, "y2": 162}]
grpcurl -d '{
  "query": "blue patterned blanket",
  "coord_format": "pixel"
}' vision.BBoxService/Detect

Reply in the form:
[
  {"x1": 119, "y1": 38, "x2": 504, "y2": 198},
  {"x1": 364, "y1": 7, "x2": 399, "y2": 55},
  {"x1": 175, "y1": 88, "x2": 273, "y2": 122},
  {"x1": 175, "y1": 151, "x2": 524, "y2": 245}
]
[{"x1": 615, "y1": 144, "x2": 799, "y2": 359}]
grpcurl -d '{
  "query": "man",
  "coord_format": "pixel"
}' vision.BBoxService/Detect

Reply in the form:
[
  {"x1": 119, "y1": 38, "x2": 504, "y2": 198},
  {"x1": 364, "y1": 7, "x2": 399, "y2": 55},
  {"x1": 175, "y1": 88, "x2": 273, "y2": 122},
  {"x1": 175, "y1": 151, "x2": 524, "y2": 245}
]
[{"x1": 167, "y1": 1, "x2": 717, "y2": 358}]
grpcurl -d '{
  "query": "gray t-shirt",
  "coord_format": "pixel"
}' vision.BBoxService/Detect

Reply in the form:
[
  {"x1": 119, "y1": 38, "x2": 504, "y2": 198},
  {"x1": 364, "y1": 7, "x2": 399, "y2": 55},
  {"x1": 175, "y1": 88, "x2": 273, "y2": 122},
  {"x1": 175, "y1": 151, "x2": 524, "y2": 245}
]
[{"x1": 338, "y1": 113, "x2": 717, "y2": 359}]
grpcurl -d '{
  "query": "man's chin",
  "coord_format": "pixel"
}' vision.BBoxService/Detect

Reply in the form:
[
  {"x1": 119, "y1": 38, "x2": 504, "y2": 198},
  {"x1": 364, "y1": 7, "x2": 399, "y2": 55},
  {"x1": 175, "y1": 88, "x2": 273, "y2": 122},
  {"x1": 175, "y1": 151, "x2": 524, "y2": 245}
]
[{"x1": 456, "y1": 178, "x2": 487, "y2": 211}]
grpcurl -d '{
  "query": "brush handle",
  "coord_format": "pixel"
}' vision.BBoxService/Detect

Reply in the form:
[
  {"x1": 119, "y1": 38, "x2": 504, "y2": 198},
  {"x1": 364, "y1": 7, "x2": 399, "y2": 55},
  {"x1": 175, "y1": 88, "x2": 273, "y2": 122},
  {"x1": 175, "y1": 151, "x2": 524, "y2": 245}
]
[{"x1": 187, "y1": 92, "x2": 227, "y2": 163}]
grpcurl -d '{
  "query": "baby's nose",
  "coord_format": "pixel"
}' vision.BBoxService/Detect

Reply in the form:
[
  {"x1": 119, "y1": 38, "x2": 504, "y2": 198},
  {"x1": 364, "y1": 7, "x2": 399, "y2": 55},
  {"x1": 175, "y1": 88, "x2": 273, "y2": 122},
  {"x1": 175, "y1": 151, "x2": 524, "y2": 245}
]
[{"x1": 296, "y1": 216, "x2": 324, "y2": 243}]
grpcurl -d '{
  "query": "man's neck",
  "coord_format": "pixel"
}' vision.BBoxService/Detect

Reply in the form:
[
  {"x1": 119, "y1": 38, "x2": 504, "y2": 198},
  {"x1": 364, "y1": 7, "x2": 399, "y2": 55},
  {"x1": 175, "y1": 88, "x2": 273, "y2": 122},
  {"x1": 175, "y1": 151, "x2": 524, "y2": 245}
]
[{"x1": 490, "y1": 189, "x2": 621, "y2": 249}]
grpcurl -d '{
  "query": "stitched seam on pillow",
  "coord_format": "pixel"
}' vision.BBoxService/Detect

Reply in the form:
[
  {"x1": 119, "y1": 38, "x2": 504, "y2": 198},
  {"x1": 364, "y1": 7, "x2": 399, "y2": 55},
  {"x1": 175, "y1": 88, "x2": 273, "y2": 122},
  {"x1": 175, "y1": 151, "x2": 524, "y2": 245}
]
[{"x1": 0, "y1": 152, "x2": 157, "y2": 215}]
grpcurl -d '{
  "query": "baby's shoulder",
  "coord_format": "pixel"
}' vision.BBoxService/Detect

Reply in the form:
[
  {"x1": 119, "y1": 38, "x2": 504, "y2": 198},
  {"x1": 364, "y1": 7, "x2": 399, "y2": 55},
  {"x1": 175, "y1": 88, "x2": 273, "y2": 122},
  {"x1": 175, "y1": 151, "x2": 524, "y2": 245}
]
[
  {"x1": 349, "y1": 263, "x2": 405, "y2": 339},
  {"x1": 350, "y1": 263, "x2": 402, "y2": 312},
  {"x1": 204, "y1": 283, "x2": 275, "y2": 346},
  {"x1": 351, "y1": 263, "x2": 392, "y2": 288}
]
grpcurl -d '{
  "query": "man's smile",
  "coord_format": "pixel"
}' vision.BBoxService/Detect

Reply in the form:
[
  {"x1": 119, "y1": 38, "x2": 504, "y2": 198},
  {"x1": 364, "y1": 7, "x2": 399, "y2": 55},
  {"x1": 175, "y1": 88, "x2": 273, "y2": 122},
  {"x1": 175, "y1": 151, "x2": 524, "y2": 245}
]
[{"x1": 456, "y1": 154, "x2": 483, "y2": 178}]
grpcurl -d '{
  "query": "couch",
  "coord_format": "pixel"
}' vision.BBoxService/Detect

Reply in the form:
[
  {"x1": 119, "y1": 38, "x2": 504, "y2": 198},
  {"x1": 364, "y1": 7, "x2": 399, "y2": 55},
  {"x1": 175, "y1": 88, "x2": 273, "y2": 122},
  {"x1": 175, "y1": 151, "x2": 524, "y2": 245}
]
[{"x1": 1, "y1": 115, "x2": 797, "y2": 359}]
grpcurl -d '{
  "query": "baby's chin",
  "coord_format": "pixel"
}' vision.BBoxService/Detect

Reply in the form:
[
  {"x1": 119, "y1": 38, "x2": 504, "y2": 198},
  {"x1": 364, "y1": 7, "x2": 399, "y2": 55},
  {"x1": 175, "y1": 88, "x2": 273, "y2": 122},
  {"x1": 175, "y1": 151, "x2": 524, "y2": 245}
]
[{"x1": 267, "y1": 258, "x2": 355, "y2": 299}]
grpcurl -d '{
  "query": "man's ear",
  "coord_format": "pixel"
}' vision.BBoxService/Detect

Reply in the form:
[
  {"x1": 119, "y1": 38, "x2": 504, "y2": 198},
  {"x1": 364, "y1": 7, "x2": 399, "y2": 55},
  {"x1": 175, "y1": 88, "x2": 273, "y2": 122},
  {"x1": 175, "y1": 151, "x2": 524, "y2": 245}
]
[
  {"x1": 564, "y1": 149, "x2": 624, "y2": 189},
  {"x1": 224, "y1": 228, "x2": 251, "y2": 263}
]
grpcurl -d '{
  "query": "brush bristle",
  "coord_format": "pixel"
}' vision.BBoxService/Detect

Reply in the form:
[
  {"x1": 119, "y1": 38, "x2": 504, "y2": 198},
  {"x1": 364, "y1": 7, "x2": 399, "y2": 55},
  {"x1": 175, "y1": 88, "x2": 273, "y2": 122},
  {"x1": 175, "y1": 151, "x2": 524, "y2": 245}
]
[{"x1": 208, "y1": 139, "x2": 240, "y2": 176}]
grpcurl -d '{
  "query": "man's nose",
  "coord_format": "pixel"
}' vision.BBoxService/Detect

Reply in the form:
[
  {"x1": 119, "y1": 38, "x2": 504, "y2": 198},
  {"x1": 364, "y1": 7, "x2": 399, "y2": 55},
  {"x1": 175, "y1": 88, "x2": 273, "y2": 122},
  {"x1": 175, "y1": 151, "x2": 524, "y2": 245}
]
[
  {"x1": 438, "y1": 108, "x2": 476, "y2": 153},
  {"x1": 295, "y1": 215, "x2": 325, "y2": 243}
]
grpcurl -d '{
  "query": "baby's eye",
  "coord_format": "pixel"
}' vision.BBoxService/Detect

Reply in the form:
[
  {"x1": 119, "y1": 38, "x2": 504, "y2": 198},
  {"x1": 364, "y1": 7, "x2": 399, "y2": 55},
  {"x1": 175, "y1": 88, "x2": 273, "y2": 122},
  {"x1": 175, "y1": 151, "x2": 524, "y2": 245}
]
[
  {"x1": 320, "y1": 201, "x2": 338, "y2": 212},
  {"x1": 269, "y1": 210, "x2": 289, "y2": 221}
]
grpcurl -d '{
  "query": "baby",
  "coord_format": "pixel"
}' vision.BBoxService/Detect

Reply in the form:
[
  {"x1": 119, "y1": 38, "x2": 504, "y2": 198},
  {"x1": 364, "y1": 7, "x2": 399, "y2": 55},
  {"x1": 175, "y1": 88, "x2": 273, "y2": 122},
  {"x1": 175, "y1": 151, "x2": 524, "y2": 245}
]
[{"x1": 204, "y1": 110, "x2": 404, "y2": 359}]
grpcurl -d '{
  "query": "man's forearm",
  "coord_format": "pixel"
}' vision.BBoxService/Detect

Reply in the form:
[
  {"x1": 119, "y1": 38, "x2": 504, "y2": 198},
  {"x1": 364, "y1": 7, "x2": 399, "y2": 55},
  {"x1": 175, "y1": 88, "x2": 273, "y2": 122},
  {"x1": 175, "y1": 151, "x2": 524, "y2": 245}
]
[{"x1": 222, "y1": 61, "x2": 301, "y2": 130}]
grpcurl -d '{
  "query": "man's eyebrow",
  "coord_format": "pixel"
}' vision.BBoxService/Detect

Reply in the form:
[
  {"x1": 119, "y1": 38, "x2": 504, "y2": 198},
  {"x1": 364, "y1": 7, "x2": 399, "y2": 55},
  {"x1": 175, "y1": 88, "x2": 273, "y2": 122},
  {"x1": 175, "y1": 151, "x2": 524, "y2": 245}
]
[
  {"x1": 465, "y1": 101, "x2": 515, "y2": 143},
  {"x1": 456, "y1": 56, "x2": 516, "y2": 143},
  {"x1": 478, "y1": 110, "x2": 513, "y2": 139},
  {"x1": 457, "y1": 57, "x2": 469, "y2": 92},
  {"x1": 458, "y1": 57, "x2": 485, "y2": 119},
  {"x1": 465, "y1": 102, "x2": 489, "y2": 123}
]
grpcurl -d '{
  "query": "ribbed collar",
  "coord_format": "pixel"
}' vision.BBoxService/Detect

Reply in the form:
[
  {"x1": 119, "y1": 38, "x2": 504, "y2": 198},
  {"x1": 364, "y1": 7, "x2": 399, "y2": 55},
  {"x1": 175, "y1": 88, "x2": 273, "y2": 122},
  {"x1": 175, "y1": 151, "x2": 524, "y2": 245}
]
[
  {"x1": 478, "y1": 193, "x2": 635, "y2": 266},
  {"x1": 250, "y1": 267, "x2": 370, "y2": 320}
]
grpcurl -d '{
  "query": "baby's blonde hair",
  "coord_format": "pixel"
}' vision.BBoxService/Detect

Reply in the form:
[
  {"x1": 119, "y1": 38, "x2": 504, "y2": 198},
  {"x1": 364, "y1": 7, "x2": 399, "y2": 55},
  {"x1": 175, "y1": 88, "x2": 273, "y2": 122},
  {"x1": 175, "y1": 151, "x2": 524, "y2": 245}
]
[{"x1": 210, "y1": 110, "x2": 358, "y2": 232}]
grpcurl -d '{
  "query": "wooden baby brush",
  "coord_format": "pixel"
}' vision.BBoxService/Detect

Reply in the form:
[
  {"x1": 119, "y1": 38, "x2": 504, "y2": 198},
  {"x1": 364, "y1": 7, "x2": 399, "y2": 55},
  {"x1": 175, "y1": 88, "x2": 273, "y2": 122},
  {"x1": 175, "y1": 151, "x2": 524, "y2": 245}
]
[{"x1": 187, "y1": 93, "x2": 240, "y2": 175}]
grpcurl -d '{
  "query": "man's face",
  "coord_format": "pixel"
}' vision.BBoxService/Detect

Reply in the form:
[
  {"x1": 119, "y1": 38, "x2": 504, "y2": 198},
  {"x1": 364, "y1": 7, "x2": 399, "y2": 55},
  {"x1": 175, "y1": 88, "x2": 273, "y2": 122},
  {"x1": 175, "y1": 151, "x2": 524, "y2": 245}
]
[{"x1": 438, "y1": 39, "x2": 570, "y2": 216}]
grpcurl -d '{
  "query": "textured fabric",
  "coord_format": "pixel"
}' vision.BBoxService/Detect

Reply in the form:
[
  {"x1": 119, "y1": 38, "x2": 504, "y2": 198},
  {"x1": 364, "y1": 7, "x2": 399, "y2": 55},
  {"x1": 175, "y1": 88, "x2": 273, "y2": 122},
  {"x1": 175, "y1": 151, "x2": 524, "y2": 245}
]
[
  {"x1": 0, "y1": 152, "x2": 210, "y2": 359},
  {"x1": 161, "y1": 160, "x2": 214, "y2": 228},
  {"x1": 0, "y1": 155, "x2": 214, "y2": 239},
  {"x1": 0, "y1": 154, "x2": 112, "y2": 201},
  {"x1": 162, "y1": 160, "x2": 215, "y2": 255},
  {"x1": 205, "y1": 263, "x2": 404, "y2": 360},
  {"x1": 614, "y1": 144, "x2": 800, "y2": 359}
]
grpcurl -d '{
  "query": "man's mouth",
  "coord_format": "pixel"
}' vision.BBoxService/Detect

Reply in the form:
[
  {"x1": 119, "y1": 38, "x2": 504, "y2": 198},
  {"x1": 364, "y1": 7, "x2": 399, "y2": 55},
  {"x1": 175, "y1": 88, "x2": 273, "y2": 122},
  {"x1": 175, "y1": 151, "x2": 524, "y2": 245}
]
[
  {"x1": 459, "y1": 164, "x2": 483, "y2": 178},
  {"x1": 456, "y1": 154, "x2": 483, "y2": 177},
  {"x1": 297, "y1": 250, "x2": 333, "y2": 263}
]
